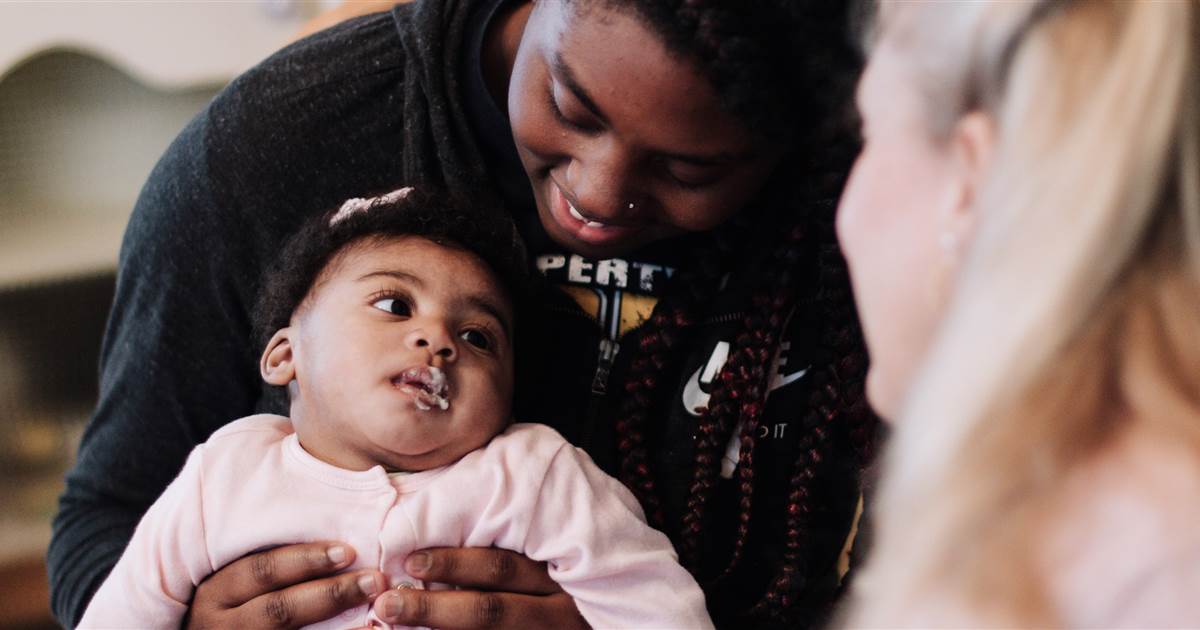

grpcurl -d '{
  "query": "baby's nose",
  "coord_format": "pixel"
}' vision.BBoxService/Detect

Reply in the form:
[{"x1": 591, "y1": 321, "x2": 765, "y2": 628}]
[{"x1": 404, "y1": 325, "x2": 456, "y2": 362}]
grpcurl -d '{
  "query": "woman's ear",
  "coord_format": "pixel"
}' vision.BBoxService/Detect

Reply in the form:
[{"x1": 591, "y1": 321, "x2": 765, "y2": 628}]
[
  {"x1": 944, "y1": 110, "x2": 997, "y2": 243},
  {"x1": 260, "y1": 329, "x2": 296, "y2": 386},
  {"x1": 955, "y1": 110, "x2": 996, "y2": 194},
  {"x1": 955, "y1": 111, "x2": 993, "y2": 210}
]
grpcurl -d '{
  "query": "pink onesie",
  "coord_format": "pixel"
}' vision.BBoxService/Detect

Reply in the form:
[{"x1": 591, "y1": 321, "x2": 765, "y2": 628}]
[{"x1": 79, "y1": 415, "x2": 713, "y2": 629}]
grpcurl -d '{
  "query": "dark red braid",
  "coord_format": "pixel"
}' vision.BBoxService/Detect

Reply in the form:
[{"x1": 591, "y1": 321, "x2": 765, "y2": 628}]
[
  {"x1": 616, "y1": 228, "x2": 740, "y2": 531},
  {"x1": 678, "y1": 363, "x2": 738, "y2": 568},
  {"x1": 678, "y1": 221, "x2": 805, "y2": 576},
  {"x1": 615, "y1": 304, "x2": 693, "y2": 528},
  {"x1": 621, "y1": 206, "x2": 875, "y2": 623},
  {"x1": 677, "y1": 234, "x2": 756, "y2": 567},
  {"x1": 720, "y1": 286, "x2": 795, "y2": 579},
  {"x1": 752, "y1": 237, "x2": 873, "y2": 622}
]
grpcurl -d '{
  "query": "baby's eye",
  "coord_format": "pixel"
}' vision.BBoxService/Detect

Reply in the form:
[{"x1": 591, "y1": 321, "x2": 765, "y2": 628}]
[
  {"x1": 371, "y1": 297, "x2": 412, "y2": 317},
  {"x1": 460, "y1": 329, "x2": 492, "y2": 351}
]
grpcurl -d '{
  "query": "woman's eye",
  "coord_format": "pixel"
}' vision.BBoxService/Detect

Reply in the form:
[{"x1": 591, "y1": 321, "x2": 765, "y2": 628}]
[
  {"x1": 371, "y1": 298, "x2": 412, "y2": 317},
  {"x1": 663, "y1": 161, "x2": 719, "y2": 190},
  {"x1": 460, "y1": 329, "x2": 492, "y2": 351},
  {"x1": 547, "y1": 84, "x2": 599, "y2": 134}
]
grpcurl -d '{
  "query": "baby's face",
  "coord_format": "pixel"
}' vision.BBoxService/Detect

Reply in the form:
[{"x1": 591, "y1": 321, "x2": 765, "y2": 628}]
[{"x1": 286, "y1": 236, "x2": 515, "y2": 472}]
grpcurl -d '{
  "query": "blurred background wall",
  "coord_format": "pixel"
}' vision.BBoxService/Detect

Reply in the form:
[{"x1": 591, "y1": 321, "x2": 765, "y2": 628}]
[{"x1": 0, "y1": 3, "x2": 339, "y2": 627}]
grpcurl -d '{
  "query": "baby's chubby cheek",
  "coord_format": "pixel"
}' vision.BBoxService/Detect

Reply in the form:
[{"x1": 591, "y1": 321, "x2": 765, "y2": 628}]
[{"x1": 447, "y1": 389, "x2": 512, "y2": 443}]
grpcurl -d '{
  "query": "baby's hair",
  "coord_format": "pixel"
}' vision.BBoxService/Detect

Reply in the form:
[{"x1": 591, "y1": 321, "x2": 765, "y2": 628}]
[{"x1": 252, "y1": 186, "x2": 530, "y2": 360}]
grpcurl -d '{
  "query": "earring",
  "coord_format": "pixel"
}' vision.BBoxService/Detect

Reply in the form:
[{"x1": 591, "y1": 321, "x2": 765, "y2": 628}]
[{"x1": 627, "y1": 202, "x2": 637, "y2": 211}]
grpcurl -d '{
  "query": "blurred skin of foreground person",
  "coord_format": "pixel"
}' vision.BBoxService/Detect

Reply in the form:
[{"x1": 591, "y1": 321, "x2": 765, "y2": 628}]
[{"x1": 836, "y1": 0, "x2": 1200, "y2": 626}]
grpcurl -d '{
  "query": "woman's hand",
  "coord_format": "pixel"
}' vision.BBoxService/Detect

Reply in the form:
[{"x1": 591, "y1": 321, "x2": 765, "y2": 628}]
[
  {"x1": 185, "y1": 542, "x2": 386, "y2": 629},
  {"x1": 372, "y1": 547, "x2": 589, "y2": 629}
]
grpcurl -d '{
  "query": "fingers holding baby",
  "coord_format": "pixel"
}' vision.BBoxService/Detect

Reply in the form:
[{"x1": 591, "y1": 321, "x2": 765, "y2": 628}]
[
  {"x1": 185, "y1": 542, "x2": 584, "y2": 630},
  {"x1": 373, "y1": 547, "x2": 587, "y2": 629},
  {"x1": 185, "y1": 542, "x2": 385, "y2": 630}
]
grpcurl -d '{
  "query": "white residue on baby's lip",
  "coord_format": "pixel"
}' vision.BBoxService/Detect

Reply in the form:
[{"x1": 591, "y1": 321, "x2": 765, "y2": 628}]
[{"x1": 396, "y1": 365, "x2": 450, "y2": 411}]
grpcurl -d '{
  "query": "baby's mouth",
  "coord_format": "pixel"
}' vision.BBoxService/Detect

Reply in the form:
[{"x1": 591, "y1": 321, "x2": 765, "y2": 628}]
[{"x1": 392, "y1": 366, "x2": 450, "y2": 411}]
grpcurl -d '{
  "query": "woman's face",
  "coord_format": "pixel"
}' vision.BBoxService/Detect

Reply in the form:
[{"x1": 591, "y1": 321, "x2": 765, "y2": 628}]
[
  {"x1": 836, "y1": 47, "x2": 970, "y2": 418},
  {"x1": 507, "y1": 1, "x2": 782, "y2": 258}
]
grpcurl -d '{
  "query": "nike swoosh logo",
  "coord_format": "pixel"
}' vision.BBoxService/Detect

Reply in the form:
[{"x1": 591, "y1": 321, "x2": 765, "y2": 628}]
[
  {"x1": 770, "y1": 366, "x2": 809, "y2": 392},
  {"x1": 682, "y1": 339, "x2": 809, "y2": 418},
  {"x1": 682, "y1": 341, "x2": 731, "y2": 417}
]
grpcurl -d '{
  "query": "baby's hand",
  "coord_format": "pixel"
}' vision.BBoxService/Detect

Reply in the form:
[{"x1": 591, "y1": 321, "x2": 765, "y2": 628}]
[
  {"x1": 185, "y1": 542, "x2": 386, "y2": 629},
  {"x1": 373, "y1": 547, "x2": 589, "y2": 629}
]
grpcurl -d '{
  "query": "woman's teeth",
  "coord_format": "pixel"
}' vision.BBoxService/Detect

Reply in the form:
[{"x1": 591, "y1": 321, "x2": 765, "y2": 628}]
[{"x1": 568, "y1": 202, "x2": 607, "y2": 228}]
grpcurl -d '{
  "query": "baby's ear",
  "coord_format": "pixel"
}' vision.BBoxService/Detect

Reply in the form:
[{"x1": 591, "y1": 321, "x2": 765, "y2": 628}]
[{"x1": 260, "y1": 328, "x2": 296, "y2": 386}]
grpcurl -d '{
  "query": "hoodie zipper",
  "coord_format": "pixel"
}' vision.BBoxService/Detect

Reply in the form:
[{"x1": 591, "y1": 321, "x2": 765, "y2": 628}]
[
  {"x1": 544, "y1": 303, "x2": 745, "y2": 395},
  {"x1": 544, "y1": 304, "x2": 618, "y2": 395},
  {"x1": 702, "y1": 311, "x2": 746, "y2": 326},
  {"x1": 541, "y1": 299, "x2": 746, "y2": 458},
  {"x1": 590, "y1": 338, "x2": 621, "y2": 395}
]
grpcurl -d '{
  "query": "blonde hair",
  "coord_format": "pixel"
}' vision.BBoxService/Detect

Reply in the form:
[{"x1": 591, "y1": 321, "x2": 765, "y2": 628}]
[{"x1": 848, "y1": 0, "x2": 1200, "y2": 625}]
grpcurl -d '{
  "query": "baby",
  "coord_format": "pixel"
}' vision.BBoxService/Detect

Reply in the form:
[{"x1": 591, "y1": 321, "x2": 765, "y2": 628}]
[{"x1": 79, "y1": 187, "x2": 712, "y2": 629}]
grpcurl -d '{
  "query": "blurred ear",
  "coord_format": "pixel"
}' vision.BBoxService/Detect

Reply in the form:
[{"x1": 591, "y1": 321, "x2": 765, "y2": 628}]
[
  {"x1": 260, "y1": 329, "x2": 295, "y2": 386},
  {"x1": 945, "y1": 110, "x2": 997, "y2": 239},
  {"x1": 957, "y1": 110, "x2": 996, "y2": 188}
]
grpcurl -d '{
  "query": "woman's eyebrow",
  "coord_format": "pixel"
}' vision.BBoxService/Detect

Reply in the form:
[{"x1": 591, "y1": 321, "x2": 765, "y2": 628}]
[
  {"x1": 660, "y1": 149, "x2": 752, "y2": 166},
  {"x1": 552, "y1": 53, "x2": 608, "y2": 124}
]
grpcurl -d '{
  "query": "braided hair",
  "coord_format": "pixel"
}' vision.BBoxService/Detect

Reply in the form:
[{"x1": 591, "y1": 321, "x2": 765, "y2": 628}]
[{"x1": 573, "y1": 0, "x2": 879, "y2": 623}]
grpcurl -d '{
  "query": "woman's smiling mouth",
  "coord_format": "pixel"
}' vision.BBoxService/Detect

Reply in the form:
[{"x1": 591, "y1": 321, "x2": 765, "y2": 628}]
[
  {"x1": 567, "y1": 202, "x2": 609, "y2": 228},
  {"x1": 548, "y1": 181, "x2": 642, "y2": 248}
]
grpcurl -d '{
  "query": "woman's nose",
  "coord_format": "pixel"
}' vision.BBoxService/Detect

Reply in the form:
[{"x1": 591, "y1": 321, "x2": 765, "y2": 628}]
[
  {"x1": 404, "y1": 324, "x2": 456, "y2": 363},
  {"x1": 567, "y1": 140, "x2": 642, "y2": 222}
]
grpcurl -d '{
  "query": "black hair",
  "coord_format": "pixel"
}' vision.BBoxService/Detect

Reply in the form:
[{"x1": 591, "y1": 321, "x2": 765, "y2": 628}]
[
  {"x1": 252, "y1": 187, "x2": 530, "y2": 358},
  {"x1": 578, "y1": 0, "x2": 880, "y2": 624}
]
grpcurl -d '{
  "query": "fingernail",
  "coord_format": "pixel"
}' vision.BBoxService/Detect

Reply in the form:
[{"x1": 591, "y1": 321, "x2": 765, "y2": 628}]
[
  {"x1": 404, "y1": 551, "x2": 431, "y2": 575},
  {"x1": 357, "y1": 574, "x2": 380, "y2": 597},
  {"x1": 327, "y1": 545, "x2": 348, "y2": 565},
  {"x1": 382, "y1": 592, "x2": 404, "y2": 619}
]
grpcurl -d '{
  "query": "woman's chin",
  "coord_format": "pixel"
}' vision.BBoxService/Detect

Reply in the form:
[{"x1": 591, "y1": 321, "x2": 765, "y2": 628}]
[{"x1": 864, "y1": 369, "x2": 899, "y2": 423}]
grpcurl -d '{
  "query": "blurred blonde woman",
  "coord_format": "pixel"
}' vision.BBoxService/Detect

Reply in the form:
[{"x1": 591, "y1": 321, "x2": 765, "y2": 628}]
[{"x1": 836, "y1": 0, "x2": 1200, "y2": 626}]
